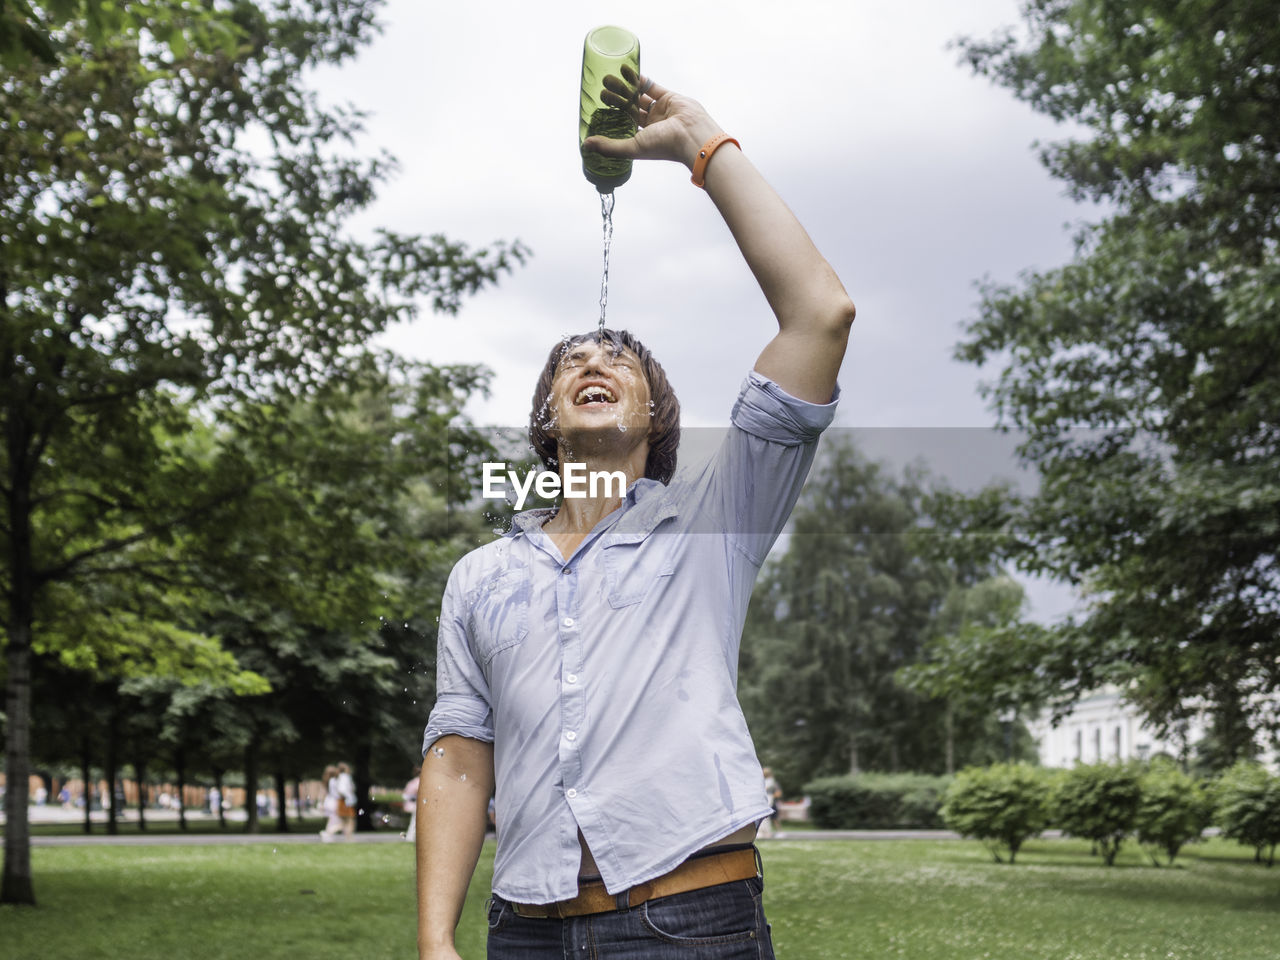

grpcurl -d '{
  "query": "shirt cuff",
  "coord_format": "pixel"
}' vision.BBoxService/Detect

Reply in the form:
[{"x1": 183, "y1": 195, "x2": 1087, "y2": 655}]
[
  {"x1": 422, "y1": 694, "x2": 495, "y2": 756},
  {"x1": 730, "y1": 371, "x2": 840, "y2": 445}
]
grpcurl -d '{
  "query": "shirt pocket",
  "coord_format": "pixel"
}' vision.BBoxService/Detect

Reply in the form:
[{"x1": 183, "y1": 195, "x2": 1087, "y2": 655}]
[
  {"x1": 466, "y1": 568, "x2": 531, "y2": 666},
  {"x1": 601, "y1": 506, "x2": 680, "y2": 608}
]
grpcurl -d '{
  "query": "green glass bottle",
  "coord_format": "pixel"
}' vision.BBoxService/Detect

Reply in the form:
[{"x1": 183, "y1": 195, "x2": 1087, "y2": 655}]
[{"x1": 579, "y1": 25, "x2": 640, "y2": 193}]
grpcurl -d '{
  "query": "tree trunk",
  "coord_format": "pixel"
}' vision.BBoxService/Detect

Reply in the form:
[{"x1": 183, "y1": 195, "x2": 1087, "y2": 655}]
[
  {"x1": 214, "y1": 769, "x2": 227, "y2": 830},
  {"x1": 79, "y1": 738, "x2": 93, "y2": 835},
  {"x1": 2, "y1": 402, "x2": 37, "y2": 904},
  {"x1": 848, "y1": 737, "x2": 860, "y2": 776},
  {"x1": 293, "y1": 779, "x2": 304, "y2": 822},
  {"x1": 2, "y1": 628, "x2": 35, "y2": 905},
  {"x1": 243, "y1": 738, "x2": 259, "y2": 834},
  {"x1": 175, "y1": 747, "x2": 187, "y2": 832},
  {"x1": 135, "y1": 757, "x2": 148, "y2": 832},
  {"x1": 105, "y1": 709, "x2": 120, "y2": 835},
  {"x1": 945, "y1": 704, "x2": 955, "y2": 776},
  {"x1": 356, "y1": 738, "x2": 373, "y2": 833},
  {"x1": 274, "y1": 765, "x2": 289, "y2": 832}
]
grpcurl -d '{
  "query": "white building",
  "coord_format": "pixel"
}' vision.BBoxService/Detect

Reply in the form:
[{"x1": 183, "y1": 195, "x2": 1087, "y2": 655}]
[{"x1": 1025, "y1": 685, "x2": 1209, "y2": 768}]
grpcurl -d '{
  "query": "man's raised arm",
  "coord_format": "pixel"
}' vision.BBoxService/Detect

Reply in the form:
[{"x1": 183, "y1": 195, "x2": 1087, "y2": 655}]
[{"x1": 586, "y1": 69, "x2": 855, "y2": 404}]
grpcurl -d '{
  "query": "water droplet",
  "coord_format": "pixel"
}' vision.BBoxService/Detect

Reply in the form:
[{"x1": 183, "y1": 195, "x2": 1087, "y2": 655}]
[
  {"x1": 617, "y1": 423, "x2": 627, "y2": 433},
  {"x1": 399, "y1": 832, "x2": 407, "y2": 840},
  {"x1": 459, "y1": 774, "x2": 467, "y2": 782},
  {"x1": 433, "y1": 746, "x2": 445, "y2": 757}
]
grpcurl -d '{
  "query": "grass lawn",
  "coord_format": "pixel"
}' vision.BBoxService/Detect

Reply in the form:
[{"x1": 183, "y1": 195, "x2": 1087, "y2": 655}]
[{"x1": 1, "y1": 837, "x2": 1276, "y2": 959}]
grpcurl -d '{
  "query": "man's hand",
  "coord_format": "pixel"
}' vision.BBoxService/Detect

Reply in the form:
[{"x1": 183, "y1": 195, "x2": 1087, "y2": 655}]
[{"x1": 584, "y1": 66, "x2": 721, "y2": 170}]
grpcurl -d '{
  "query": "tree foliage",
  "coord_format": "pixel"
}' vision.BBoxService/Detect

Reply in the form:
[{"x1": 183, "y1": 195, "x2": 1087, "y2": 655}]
[
  {"x1": 739, "y1": 441, "x2": 1028, "y2": 787},
  {"x1": 1, "y1": 0, "x2": 523, "y2": 904},
  {"x1": 1052, "y1": 761, "x2": 1142, "y2": 866},
  {"x1": 1213, "y1": 761, "x2": 1280, "y2": 866},
  {"x1": 952, "y1": 0, "x2": 1280, "y2": 759},
  {"x1": 1134, "y1": 757, "x2": 1212, "y2": 865},
  {"x1": 942, "y1": 763, "x2": 1051, "y2": 863}
]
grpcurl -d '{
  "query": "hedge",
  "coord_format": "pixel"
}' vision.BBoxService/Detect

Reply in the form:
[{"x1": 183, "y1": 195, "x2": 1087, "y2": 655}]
[{"x1": 804, "y1": 773, "x2": 952, "y2": 829}]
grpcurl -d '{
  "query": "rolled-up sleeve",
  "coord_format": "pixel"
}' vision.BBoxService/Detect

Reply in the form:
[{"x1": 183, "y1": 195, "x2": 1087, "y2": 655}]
[
  {"x1": 422, "y1": 569, "x2": 495, "y2": 755},
  {"x1": 715, "y1": 372, "x2": 840, "y2": 566}
]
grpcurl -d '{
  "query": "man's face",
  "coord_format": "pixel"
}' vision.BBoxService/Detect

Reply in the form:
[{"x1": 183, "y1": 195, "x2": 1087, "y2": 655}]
[{"x1": 547, "y1": 339, "x2": 653, "y2": 451}]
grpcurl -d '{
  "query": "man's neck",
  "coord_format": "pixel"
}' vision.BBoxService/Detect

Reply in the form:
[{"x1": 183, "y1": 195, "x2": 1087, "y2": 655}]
[{"x1": 542, "y1": 448, "x2": 645, "y2": 544}]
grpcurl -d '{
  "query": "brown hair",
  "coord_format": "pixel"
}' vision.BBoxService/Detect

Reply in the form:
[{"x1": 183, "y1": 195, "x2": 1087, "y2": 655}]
[{"x1": 529, "y1": 329, "x2": 680, "y2": 485}]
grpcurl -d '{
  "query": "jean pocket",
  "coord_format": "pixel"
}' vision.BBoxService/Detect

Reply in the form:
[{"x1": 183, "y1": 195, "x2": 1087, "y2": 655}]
[
  {"x1": 638, "y1": 882, "x2": 761, "y2": 947},
  {"x1": 467, "y1": 568, "x2": 531, "y2": 666},
  {"x1": 486, "y1": 896, "x2": 516, "y2": 933}
]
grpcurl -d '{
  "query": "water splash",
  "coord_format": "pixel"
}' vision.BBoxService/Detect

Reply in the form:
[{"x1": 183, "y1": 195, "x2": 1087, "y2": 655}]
[
  {"x1": 432, "y1": 746, "x2": 445, "y2": 758},
  {"x1": 598, "y1": 192, "x2": 615, "y2": 335}
]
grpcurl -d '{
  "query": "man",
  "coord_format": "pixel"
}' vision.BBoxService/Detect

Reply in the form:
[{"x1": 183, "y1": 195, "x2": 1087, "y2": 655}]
[{"x1": 417, "y1": 68, "x2": 854, "y2": 959}]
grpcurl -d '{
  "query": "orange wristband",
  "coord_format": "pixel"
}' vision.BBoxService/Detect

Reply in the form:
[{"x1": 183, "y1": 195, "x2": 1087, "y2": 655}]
[{"x1": 690, "y1": 133, "x2": 741, "y2": 188}]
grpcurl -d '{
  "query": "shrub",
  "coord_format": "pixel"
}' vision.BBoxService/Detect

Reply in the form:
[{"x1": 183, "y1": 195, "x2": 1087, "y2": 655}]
[
  {"x1": 1052, "y1": 762, "x2": 1142, "y2": 866},
  {"x1": 805, "y1": 773, "x2": 951, "y2": 829},
  {"x1": 941, "y1": 763, "x2": 1050, "y2": 863},
  {"x1": 1134, "y1": 759, "x2": 1213, "y2": 866},
  {"x1": 1213, "y1": 761, "x2": 1280, "y2": 866}
]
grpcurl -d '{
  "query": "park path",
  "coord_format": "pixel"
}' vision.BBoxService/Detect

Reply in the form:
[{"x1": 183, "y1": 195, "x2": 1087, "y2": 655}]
[{"x1": 26, "y1": 828, "x2": 973, "y2": 847}]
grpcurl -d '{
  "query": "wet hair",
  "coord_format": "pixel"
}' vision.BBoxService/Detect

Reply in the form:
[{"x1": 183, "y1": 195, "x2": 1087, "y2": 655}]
[{"x1": 529, "y1": 328, "x2": 680, "y2": 485}]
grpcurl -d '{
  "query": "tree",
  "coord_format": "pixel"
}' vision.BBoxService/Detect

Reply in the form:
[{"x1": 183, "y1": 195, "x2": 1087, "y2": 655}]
[
  {"x1": 899, "y1": 576, "x2": 1051, "y2": 773},
  {"x1": 1, "y1": 2, "x2": 523, "y2": 904},
  {"x1": 942, "y1": 763, "x2": 1051, "y2": 864},
  {"x1": 1214, "y1": 761, "x2": 1280, "y2": 866},
  {"x1": 739, "y1": 441, "x2": 1009, "y2": 788},
  {"x1": 952, "y1": 0, "x2": 1280, "y2": 760},
  {"x1": 1134, "y1": 757, "x2": 1212, "y2": 866},
  {"x1": 1052, "y1": 761, "x2": 1142, "y2": 866}
]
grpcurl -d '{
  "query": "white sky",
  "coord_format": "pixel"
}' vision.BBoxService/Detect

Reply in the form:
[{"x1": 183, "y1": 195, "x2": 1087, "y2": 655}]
[{"x1": 309, "y1": 0, "x2": 1091, "y2": 622}]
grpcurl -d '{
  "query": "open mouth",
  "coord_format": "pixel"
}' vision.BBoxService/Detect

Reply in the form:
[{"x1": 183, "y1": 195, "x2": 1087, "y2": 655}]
[{"x1": 574, "y1": 385, "x2": 617, "y2": 406}]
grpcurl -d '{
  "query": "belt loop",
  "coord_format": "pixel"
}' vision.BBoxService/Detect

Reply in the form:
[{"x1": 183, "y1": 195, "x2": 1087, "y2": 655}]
[{"x1": 616, "y1": 889, "x2": 631, "y2": 911}]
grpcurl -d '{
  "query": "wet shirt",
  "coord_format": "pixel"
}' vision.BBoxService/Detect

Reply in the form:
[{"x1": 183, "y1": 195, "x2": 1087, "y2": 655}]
[{"x1": 423, "y1": 372, "x2": 838, "y2": 903}]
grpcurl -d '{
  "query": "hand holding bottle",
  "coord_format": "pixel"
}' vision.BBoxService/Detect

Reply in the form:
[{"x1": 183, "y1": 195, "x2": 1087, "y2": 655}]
[{"x1": 585, "y1": 65, "x2": 725, "y2": 174}]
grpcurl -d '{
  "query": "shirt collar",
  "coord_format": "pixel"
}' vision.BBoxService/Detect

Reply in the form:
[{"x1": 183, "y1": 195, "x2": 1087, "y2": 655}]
[{"x1": 505, "y1": 477, "x2": 668, "y2": 539}]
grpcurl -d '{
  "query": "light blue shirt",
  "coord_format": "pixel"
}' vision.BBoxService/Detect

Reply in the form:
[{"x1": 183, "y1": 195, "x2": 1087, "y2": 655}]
[{"x1": 423, "y1": 371, "x2": 838, "y2": 903}]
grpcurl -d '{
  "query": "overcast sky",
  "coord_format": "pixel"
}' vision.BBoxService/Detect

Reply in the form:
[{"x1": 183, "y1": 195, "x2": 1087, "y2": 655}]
[{"x1": 309, "y1": 0, "x2": 1091, "y2": 622}]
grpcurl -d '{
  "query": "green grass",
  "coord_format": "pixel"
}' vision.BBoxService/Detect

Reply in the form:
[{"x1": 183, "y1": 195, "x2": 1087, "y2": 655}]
[{"x1": 1, "y1": 838, "x2": 1276, "y2": 959}]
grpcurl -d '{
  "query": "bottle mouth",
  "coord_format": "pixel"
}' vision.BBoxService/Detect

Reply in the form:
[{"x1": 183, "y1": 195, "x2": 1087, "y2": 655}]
[{"x1": 587, "y1": 25, "x2": 637, "y2": 58}]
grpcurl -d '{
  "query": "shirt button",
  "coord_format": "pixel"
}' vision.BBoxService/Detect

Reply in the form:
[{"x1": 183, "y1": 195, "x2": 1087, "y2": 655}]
[
  {"x1": 565, "y1": 731, "x2": 577, "y2": 742},
  {"x1": 566, "y1": 674, "x2": 579, "y2": 684},
  {"x1": 563, "y1": 617, "x2": 575, "y2": 627},
  {"x1": 562, "y1": 567, "x2": 571, "y2": 575},
  {"x1": 566, "y1": 788, "x2": 578, "y2": 799}
]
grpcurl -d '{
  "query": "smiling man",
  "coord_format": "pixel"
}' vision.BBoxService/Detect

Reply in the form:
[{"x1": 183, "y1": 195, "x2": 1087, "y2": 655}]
[{"x1": 417, "y1": 69, "x2": 855, "y2": 960}]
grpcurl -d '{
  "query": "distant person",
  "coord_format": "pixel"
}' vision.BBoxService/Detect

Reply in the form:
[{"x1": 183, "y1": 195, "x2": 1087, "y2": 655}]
[
  {"x1": 759, "y1": 767, "x2": 783, "y2": 838},
  {"x1": 403, "y1": 775, "x2": 420, "y2": 843},
  {"x1": 208, "y1": 785, "x2": 221, "y2": 816},
  {"x1": 320, "y1": 762, "x2": 357, "y2": 841}
]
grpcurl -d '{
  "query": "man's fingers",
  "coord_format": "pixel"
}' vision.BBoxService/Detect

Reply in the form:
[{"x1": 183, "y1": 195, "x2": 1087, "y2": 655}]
[{"x1": 583, "y1": 134, "x2": 641, "y2": 160}]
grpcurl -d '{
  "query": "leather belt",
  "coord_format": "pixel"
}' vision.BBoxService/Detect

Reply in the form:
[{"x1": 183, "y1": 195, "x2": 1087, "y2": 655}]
[{"x1": 509, "y1": 845, "x2": 759, "y2": 919}]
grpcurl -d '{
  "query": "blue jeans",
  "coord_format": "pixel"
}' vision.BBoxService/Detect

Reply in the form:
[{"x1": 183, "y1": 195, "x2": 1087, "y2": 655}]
[{"x1": 486, "y1": 876, "x2": 776, "y2": 959}]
